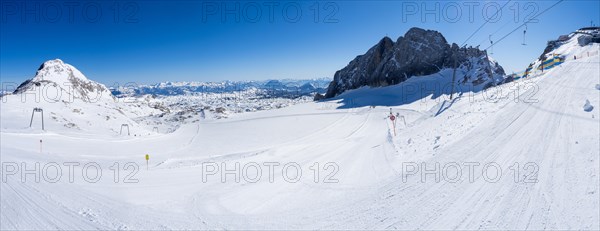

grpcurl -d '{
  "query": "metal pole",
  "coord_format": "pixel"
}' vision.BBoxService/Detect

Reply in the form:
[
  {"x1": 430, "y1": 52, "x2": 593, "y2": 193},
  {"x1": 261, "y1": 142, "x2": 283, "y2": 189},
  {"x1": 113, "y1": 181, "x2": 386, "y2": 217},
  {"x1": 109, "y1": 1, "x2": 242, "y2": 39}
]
[
  {"x1": 450, "y1": 47, "x2": 457, "y2": 100},
  {"x1": 41, "y1": 110, "x2": 44, "y2": 130},
  {"x1": 485, "y1": 51, "x2": 495, "y2": 82},
  {"x1": 394, "y1": 119, "x2": 397, "y2": 136},
  {"x1": 400, "y1": 115, "x2": 407, "y2": 127},
  {"x1": 29, "y1": 109, "x2": 35, "y2": 127}
]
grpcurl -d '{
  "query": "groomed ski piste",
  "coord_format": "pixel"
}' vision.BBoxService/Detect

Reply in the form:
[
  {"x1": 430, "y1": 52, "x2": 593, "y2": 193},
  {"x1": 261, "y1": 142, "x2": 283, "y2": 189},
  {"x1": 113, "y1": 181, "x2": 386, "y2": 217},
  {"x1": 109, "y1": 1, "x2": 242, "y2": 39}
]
[{"x1": 1, "y1": 35, "x2": 599, "y2": 230}]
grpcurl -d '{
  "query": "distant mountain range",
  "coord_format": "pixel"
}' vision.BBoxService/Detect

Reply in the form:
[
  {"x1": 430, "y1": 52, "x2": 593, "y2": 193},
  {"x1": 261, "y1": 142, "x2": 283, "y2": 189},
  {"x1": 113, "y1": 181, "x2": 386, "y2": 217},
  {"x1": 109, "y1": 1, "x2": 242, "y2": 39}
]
[{"x1": 110, "y1": 78, "x2": 331, "y2": 99}]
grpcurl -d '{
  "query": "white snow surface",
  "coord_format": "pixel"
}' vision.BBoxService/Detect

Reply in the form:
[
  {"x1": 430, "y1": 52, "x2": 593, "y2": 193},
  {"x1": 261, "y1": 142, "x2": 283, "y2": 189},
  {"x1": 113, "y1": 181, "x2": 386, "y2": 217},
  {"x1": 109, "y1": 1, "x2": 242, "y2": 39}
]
[{"x1": 1, "y1": 41, "x2": 599, "y2": 229}]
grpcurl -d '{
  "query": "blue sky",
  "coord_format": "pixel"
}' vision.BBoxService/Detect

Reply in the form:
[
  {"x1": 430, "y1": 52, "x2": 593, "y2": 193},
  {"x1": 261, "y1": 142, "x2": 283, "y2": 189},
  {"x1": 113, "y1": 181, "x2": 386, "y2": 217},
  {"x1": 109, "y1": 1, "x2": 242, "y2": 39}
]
[{"x1": 1, "y1": 0, "x2": 598, "y2": 85}]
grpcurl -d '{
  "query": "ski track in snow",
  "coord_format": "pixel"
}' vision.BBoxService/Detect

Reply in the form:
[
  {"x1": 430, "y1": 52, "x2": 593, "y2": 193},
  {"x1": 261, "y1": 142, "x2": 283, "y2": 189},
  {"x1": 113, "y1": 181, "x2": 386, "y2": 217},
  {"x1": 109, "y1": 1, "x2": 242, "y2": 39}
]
[{"x1": 1, "y1": 45, "x2": 599, "y2": 229}]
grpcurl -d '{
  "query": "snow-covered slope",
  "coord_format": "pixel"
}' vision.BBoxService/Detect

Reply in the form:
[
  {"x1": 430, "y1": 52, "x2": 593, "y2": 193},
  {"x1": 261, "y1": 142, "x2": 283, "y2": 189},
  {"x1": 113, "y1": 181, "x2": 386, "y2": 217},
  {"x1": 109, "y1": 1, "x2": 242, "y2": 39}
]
[
  {"x1": 1, "y1": 59, "x2": 160, "y2": 136},
  {"x1": 0, "y1": 60, "x2": 329, "y2": 137},
  {"x1": 521, "y1": 27, "x2": 600, "y2": 79},
  {"x1": 1, "y1": 38, "x2": 598, "y2": 229}
]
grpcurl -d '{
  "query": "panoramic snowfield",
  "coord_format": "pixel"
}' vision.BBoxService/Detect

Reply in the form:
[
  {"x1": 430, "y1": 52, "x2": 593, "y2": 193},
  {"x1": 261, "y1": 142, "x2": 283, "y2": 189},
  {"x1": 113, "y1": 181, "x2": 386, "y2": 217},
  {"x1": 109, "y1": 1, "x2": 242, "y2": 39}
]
[{"x1": 1, "y1": 39, "x2": 599, "y2": 229}]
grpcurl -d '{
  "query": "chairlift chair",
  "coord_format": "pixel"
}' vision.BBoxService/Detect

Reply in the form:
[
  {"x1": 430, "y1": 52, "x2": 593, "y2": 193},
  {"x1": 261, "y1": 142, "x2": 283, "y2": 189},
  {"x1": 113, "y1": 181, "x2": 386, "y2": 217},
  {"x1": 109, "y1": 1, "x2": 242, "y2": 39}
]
[
  {"x1": 522, "y1": 24, "x2": 528, "y2": 45},
  {"x1": 489, "y1": 35, "x2": 494, "y2": 55}
]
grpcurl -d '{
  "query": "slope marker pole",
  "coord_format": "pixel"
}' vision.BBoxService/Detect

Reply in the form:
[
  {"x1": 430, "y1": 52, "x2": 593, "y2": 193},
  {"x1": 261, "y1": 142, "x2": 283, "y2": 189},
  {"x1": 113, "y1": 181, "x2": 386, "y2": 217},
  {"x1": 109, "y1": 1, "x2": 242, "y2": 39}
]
[
  {"x1": 450, "y1": 47, "x2": 458, "y2": 100},
  {"x1": 389, "y1": 109, "x2": 397, "y2": 136}
]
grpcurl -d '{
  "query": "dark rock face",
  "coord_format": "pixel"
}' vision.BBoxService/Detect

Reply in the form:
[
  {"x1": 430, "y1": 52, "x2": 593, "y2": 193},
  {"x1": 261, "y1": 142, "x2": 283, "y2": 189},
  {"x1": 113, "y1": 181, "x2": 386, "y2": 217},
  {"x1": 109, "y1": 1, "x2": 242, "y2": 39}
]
[
  {"x1": 313, "y1": 93, "x2": 325, "y2": 101},
  {"x1": 540, "y1": 40, "x2": 561, "y2": 60},
  {"x1": 325, "y1": 36, "x2": 394, "y2": 99},
  {"x1": 325, "y1": 27, "x2": 505, "y2": 98}
]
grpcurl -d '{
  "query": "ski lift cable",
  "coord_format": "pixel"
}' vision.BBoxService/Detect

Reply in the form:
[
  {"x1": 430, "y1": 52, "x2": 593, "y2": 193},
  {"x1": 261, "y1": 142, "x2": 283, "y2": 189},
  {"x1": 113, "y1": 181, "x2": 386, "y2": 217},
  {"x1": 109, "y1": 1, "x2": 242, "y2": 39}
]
[
  {"x1": 483, "y1": 0, "x2": 564, "y2": 51},
  {"x1": 460, "y1": 0, "x2": 512, "y2": 47}
]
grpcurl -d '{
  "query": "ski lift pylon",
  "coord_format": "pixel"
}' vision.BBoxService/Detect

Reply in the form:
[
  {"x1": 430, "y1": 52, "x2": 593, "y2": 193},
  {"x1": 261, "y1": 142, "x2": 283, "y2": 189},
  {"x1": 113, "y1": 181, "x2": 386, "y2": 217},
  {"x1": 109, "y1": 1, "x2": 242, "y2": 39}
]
[
  {"x1": 120, "y1": 124, "x2": 130, "y2": 136},
  {"x1": 29, "y1": 107, "x2": 45, "y2": 130}
]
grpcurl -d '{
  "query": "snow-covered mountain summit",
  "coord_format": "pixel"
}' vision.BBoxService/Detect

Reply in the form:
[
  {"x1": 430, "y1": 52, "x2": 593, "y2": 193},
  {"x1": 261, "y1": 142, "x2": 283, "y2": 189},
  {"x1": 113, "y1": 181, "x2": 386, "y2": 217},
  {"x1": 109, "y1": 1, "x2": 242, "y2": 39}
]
[
  {"x1": 13, "y1": 59, "x2": 113, "y2": 102},
  {"x1": 1, "y1": 59, "x2": 155, "y2": 135}
]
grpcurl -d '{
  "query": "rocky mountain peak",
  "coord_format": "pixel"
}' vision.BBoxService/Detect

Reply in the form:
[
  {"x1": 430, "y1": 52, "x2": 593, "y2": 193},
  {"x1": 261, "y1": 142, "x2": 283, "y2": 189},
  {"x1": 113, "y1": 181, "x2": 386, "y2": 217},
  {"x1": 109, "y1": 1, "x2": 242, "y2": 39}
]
[
  {"x1": 14, "y1": 59, "x2": 113, "y2": 102},
  {"x1": 324, "y1": 27, "x2": 505, "y2": 98},
  {"x1": 403, "y1": 27, "x2": 447, "y2": 45}
]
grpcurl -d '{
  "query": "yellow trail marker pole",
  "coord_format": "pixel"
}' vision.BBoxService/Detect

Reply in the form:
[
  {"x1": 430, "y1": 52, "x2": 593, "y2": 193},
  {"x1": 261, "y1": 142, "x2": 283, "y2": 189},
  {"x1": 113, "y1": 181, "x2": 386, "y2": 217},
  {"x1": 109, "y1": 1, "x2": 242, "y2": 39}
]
[{"x1": 145, "y1": 154, "x2": 149, "y2": 170}]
